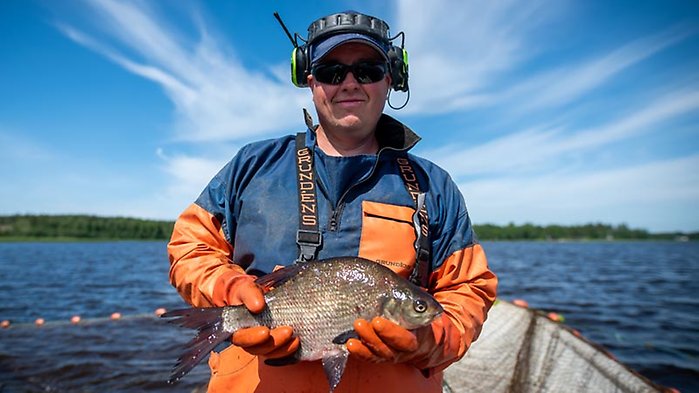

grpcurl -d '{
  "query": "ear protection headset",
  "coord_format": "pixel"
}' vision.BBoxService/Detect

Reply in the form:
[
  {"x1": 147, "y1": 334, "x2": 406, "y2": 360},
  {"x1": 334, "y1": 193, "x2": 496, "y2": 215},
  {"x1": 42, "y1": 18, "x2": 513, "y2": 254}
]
[{"x1": 275, "y1": 11, "x2": 409, "y2": 92}]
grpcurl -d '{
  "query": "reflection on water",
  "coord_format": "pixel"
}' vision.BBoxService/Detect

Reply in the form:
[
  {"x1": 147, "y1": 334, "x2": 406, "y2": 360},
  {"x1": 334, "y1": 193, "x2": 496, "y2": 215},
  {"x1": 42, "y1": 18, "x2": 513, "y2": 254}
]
[
  {"x1": 0, "y1": 241, "x2": 697, "y2": 392},
  {"x1": 486, "y1": 241, "x2": 699, "y2": 392},
  {"x1": 0, "y1": 317, "x2": 208, "y2": 392}
]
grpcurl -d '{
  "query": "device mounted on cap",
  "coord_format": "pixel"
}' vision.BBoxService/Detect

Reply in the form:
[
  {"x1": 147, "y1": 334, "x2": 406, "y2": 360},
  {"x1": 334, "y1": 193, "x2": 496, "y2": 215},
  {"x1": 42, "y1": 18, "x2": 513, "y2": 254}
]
[
  {"x1": 273, "y1": 11, "x2": 409, "y2": 92},
  {"x1": 307, "y1": 12, "x2": 389, "y2": 44}
]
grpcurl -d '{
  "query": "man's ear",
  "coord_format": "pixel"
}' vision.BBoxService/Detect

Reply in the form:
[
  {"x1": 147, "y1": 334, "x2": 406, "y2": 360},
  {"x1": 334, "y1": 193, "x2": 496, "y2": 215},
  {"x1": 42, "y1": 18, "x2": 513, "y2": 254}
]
[
  {"x1": 307, "y1": 74, "x2": 315, "y2": 90},
  {"x1": 385, "y1": 74, "x2": 392, "y2": 97}
]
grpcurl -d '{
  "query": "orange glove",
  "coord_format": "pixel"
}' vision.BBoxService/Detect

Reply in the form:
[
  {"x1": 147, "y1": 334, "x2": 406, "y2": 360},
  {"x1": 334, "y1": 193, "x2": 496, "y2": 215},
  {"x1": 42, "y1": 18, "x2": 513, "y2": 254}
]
[
  {"x1": 346, "y1": 317, "x2": 420, "y2": 363},
  {"x1": 212, "y1": 271, "x2": 266, "y2": 312},
  {"x1": 346, "y1": 315, "x2": 463, "y2": 372},
  {"x1": 231, "y1": 325, "x2": 300, "y2": 360},
  {"x1": 212, "y1": 270, "x2": 299, "y2": 359}
]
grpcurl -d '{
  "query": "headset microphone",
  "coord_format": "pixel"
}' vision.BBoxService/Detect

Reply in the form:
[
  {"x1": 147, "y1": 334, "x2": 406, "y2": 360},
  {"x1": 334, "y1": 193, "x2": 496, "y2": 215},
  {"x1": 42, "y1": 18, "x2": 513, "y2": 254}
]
[{"x1": 273, "y1": 12, "x2": 298, "y2": 48}]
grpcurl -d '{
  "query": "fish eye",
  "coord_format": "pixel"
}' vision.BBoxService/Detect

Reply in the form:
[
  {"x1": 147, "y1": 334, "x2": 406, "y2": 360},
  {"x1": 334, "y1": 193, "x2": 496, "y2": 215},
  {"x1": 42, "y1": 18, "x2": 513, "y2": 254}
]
[{"x1": 413, "y1": 299, "x2": 427, "y2": 313}]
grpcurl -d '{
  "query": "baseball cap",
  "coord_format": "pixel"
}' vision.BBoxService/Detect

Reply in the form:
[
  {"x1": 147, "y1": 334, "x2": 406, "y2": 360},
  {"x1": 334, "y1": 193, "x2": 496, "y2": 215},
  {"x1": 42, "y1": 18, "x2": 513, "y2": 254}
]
[{"x1": 310, "y1": 32, "x2": 390, "y2": 65}]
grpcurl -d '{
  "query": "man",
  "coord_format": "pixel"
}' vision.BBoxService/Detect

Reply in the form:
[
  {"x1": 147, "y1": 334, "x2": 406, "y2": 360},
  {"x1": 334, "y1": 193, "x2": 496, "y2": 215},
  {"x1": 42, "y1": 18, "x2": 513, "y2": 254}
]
[{"x1": 168, "y1": 10, "x2": 497, "y2": 393}]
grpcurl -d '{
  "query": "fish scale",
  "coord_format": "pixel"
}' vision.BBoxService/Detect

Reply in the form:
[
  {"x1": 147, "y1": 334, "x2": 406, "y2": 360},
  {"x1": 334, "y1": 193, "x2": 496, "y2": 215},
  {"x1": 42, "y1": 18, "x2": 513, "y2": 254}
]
[{"x1": 163, "y1": 256, "x2": 443, "y2": 392}]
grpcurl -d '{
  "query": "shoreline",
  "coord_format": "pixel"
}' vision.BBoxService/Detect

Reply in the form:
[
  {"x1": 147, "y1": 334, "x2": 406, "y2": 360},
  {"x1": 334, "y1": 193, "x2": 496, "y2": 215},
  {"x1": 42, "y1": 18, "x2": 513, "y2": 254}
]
[
  {"x1": 0, "y1": 237, "x2": 168, "y2": 243},
  {"x1": 1, "y1": 237, "x2": 695, "y2": 243}
]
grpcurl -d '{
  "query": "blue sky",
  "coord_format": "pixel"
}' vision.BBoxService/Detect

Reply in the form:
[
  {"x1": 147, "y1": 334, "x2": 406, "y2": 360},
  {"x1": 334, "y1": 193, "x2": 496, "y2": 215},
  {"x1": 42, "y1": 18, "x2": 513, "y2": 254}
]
[{"x1": 1, "y1": 0, "x2": 698, "y2": 233}]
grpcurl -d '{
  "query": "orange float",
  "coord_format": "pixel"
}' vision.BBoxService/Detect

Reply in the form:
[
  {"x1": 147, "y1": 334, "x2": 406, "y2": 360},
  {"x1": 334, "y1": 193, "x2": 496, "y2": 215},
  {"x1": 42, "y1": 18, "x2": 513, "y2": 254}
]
[
  {"x1": 512, "y1": 299, "x2": 529, "y2": 308},
  {"x1": 547, "y1": 312, "x2": 564, "y2": 322}
]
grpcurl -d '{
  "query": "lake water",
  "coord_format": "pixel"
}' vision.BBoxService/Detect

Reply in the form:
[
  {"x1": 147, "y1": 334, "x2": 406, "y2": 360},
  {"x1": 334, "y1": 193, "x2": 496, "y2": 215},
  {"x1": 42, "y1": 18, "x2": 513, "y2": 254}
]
[{"x1": 0, "y1": 241, "x2": 697, "y2": 392}]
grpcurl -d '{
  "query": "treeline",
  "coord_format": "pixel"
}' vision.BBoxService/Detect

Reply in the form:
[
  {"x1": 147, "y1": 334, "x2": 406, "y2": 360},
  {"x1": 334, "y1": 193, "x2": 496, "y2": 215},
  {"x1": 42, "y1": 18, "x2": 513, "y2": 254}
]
[
  {"x1": 474, "y1": 222, "x2": 698, "y2": 241},
  {"x1": 0, "y1": 215, "x2": 695, "y2": 241},
  {"x1": 0, "y1": 215, "x2": 174, "y2": 240}
]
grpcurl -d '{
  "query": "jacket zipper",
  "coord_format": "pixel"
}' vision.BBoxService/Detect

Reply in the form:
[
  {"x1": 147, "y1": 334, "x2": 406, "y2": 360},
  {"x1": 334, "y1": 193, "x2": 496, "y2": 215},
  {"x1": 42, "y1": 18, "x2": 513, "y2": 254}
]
[
  {"x1": 363, "y1": 212, "x2": 413, "y2": 225},
  {"x1": 326, "y1": 146, "x2": 402, "y2": 232},
  {"x1": 329, "y1": 207, "x2": 343, "y2": 232}
]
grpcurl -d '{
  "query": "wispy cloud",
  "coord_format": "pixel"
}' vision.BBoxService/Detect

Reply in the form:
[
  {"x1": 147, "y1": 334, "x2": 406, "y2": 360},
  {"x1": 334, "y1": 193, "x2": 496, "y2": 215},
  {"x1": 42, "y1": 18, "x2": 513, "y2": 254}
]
[
  {"x1": 393, "y1": 0, "x2": 692, "y2": 119},
  {"x1": 57, "y1": 0, "x2": 309, "y2": 143},
  {"x1": 426, "y1": 88, "x2": 699, "y2": 178},
  {"x1": 44, "y1": 0, "x2": 697, "y2": 230},
  {"x1": 395, "y1": 0, "x2": 564, "y2": 114},
  {"x1": 0, "y1": 127, "x2": 169, "y2": 219},
  {"x1": 502, "y1": 27, "x2": 692, "y2": 113},
  {"x1": 53, "y1": 0, "x2": 315, "y2": 219},
  {"x1": 156, "y1": 148, "x2": 230, "y2": 202},
  {"x1": 462, "y1": 154, "x2": 699, "y2": 232}
]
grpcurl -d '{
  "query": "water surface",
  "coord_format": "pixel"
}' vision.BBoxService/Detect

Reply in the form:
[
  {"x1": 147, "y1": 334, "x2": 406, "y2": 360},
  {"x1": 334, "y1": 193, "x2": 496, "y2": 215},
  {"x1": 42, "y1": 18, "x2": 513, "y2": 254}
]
[{"x1": 0, "y1": 241, "x2": 697, "y2": 392}]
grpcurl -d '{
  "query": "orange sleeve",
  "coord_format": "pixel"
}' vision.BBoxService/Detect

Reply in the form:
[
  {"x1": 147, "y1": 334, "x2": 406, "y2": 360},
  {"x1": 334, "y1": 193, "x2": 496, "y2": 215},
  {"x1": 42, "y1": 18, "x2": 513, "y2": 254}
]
[
  {"x1": 167, "y1": 203, "x2": 245, "y2": 307},
  {"x1": 414, "y1": 243, "x2": 498, "y2": 373}
]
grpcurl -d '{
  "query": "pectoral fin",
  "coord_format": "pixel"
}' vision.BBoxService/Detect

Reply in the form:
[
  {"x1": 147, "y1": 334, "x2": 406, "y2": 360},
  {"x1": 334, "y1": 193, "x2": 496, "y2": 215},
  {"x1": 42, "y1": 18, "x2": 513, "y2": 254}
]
[
  {"x1": 332, "y1": 330, "x2": 359, "y2": 344},
  {"x1": 322, "y1": 350, "x2": 349, "y2": 392}
]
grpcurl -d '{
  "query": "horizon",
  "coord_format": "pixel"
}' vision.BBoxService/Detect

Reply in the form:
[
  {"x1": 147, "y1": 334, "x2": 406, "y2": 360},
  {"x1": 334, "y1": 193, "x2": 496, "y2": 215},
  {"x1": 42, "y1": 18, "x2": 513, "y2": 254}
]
[
  {"x1": 1, "y1": 1, "x2": 698, "y2": 232},
  {"x1": 1, "y1": 212, "x2": 693, "y2": 235}
]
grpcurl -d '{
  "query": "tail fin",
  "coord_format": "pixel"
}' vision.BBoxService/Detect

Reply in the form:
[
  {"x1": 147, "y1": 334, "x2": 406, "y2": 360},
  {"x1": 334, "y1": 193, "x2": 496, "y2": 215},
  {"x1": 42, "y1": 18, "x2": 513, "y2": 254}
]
[{"x1": 161, "y1": 307, "x2": 231, "y2": 383}]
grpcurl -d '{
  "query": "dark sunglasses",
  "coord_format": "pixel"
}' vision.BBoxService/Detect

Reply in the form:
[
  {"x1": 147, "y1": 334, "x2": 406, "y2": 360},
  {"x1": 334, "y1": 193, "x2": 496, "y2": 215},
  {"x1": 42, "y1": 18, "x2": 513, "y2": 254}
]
[{"x1": 311, "y1": 61, "x2": 388, "y2": 85}]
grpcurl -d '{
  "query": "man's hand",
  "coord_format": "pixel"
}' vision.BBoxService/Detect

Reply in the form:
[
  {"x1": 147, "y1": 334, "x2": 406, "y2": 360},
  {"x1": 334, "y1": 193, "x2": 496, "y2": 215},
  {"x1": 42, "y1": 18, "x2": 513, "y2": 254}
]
[
  {"x1": 212, "y1": 271, "x2": 299, "y2": 359},
  {"x1": 346, "y1": 317, "x2": 423, "y2": 363},
  {"x1": 212, "y1": 272, "x2": 266, "y2": 312},
  {"x1": 232, "y1": 325, "x2": 300, "y2": 359}
]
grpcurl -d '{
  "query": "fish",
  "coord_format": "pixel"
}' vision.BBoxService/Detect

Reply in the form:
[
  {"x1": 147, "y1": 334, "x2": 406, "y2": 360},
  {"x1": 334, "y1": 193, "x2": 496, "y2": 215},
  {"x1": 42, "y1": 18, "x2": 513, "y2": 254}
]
[{"x1": 162, "y1": 256, "x2": 443, "y2": 392}]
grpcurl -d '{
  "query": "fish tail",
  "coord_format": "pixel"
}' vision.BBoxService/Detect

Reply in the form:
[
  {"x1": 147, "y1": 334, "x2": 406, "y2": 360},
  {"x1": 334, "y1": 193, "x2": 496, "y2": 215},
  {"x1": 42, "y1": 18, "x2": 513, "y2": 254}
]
[{"x1": 161, "y1": 307, "x2": 231, "y2": 383}]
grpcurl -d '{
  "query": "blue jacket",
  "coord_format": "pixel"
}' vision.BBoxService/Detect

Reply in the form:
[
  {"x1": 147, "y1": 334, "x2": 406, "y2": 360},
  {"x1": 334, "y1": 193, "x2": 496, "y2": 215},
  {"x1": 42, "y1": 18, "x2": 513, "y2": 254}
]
[
  {"x1": 194, "y1": 114, "x2": 476, "y2": 277},
  {"x1": 167, "y1": 113, "x2": 498, "y2": 393}
]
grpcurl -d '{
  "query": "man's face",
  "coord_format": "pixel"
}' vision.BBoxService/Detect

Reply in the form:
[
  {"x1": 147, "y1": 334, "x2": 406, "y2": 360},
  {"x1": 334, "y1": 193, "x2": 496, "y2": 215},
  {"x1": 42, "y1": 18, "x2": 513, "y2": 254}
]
[{"x1": 308, "y1": 42, "x2": 391, "y2": 137}]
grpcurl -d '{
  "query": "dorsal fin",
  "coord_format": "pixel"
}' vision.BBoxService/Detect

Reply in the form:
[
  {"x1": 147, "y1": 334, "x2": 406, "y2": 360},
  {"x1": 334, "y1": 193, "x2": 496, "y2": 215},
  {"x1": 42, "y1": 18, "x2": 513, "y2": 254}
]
[{"x1": 255, "y1": 263, "x2": 306, "y2": 290}]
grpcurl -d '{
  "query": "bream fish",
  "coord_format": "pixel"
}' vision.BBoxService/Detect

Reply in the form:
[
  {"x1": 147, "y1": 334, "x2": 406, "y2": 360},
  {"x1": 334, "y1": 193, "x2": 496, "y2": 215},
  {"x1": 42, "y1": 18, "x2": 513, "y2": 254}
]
[{"x1": 162, "y1": 256, "x2": 443, "y2": 391}]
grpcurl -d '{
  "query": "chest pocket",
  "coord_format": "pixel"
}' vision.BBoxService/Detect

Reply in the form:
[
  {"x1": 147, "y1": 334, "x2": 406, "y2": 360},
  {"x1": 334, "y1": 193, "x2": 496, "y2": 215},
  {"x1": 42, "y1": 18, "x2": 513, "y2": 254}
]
[{"x1": 358, "y1": 200, "x2": 417, "y2": 277}]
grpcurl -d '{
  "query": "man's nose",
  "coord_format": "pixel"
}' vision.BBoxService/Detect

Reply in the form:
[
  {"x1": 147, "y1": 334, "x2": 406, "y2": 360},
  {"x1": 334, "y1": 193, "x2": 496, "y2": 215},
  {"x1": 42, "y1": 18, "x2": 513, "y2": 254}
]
[{"x1": 340, "y1": 71, "x2": 360, "y2": 89}]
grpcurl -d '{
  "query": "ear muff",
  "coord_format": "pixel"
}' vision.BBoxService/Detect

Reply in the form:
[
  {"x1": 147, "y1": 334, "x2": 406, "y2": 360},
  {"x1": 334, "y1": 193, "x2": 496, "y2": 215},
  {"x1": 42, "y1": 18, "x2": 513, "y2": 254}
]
[
  {"x1": 291, "y1": 45, "x2": 310, "y2": 88},
  {"x1": 387, "y1": 46, "x2": 409, "y2": 92}
]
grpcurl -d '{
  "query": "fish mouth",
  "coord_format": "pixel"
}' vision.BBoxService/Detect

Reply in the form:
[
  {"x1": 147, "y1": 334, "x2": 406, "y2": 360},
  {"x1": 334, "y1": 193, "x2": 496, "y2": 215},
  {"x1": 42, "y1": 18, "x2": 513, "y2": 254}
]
[
  {"x1": 428, "y1": 308, "x2": 444, "y2": 323},
  {"x1": 400, "y1": 310, "x2": 443, "y2": 330}
]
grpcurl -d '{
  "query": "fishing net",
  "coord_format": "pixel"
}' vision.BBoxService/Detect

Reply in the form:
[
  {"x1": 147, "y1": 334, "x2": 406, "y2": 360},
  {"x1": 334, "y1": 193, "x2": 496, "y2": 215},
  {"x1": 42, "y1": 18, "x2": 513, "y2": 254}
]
[{"x1": 442, "y1": 300, "x2": 663, "y2": 393}]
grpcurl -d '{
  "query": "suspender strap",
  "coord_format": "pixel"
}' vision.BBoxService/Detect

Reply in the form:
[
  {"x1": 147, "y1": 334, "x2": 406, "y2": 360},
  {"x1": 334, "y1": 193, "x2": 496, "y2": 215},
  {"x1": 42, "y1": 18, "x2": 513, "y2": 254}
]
[
  {"x1": 295, "y1": 130, "x2": 322, "y2": 262},
  {"x1": 396, "y1": 156, "x2": 431, "y2": 288},
  {"x1": 294, "y1": 108, "x2": 428, "y2": 274},
  {"x1": 295, "y1": 132, "x2": 321, "y2": 262}
]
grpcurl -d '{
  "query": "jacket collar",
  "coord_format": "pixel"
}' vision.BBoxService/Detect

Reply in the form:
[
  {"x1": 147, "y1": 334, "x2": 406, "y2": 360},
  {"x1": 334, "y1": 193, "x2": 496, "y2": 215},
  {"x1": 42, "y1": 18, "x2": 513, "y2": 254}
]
[
  {"x1": 303, "y1": 110, "x2": 421, "y2": 153},
  {"x1": 375, "y1": 113, "x2": 421, "y2": 152}
]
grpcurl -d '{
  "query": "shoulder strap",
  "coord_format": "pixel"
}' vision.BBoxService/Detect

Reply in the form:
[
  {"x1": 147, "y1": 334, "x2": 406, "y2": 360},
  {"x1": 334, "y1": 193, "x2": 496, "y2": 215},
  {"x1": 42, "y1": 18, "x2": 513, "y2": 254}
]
[
  {"x1": 296, "y1": 112, "x2": 323, "y2": 262},
  {"x1": 294, "y1": 109, "x2": 323, "y2": 262},
  {"x1": 295, "y1": 129, "x2": 321, "y2": 262},
  {"x1": 396, "y1": 156, "x2": 431, "y2": 287}
]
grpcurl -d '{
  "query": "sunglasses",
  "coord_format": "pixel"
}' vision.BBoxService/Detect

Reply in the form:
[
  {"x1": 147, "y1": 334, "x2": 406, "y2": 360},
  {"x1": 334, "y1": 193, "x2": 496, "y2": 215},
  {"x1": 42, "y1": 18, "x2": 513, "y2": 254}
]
[{"x1": 311, "y1": 61, "x2": 388, "y2": 85}]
